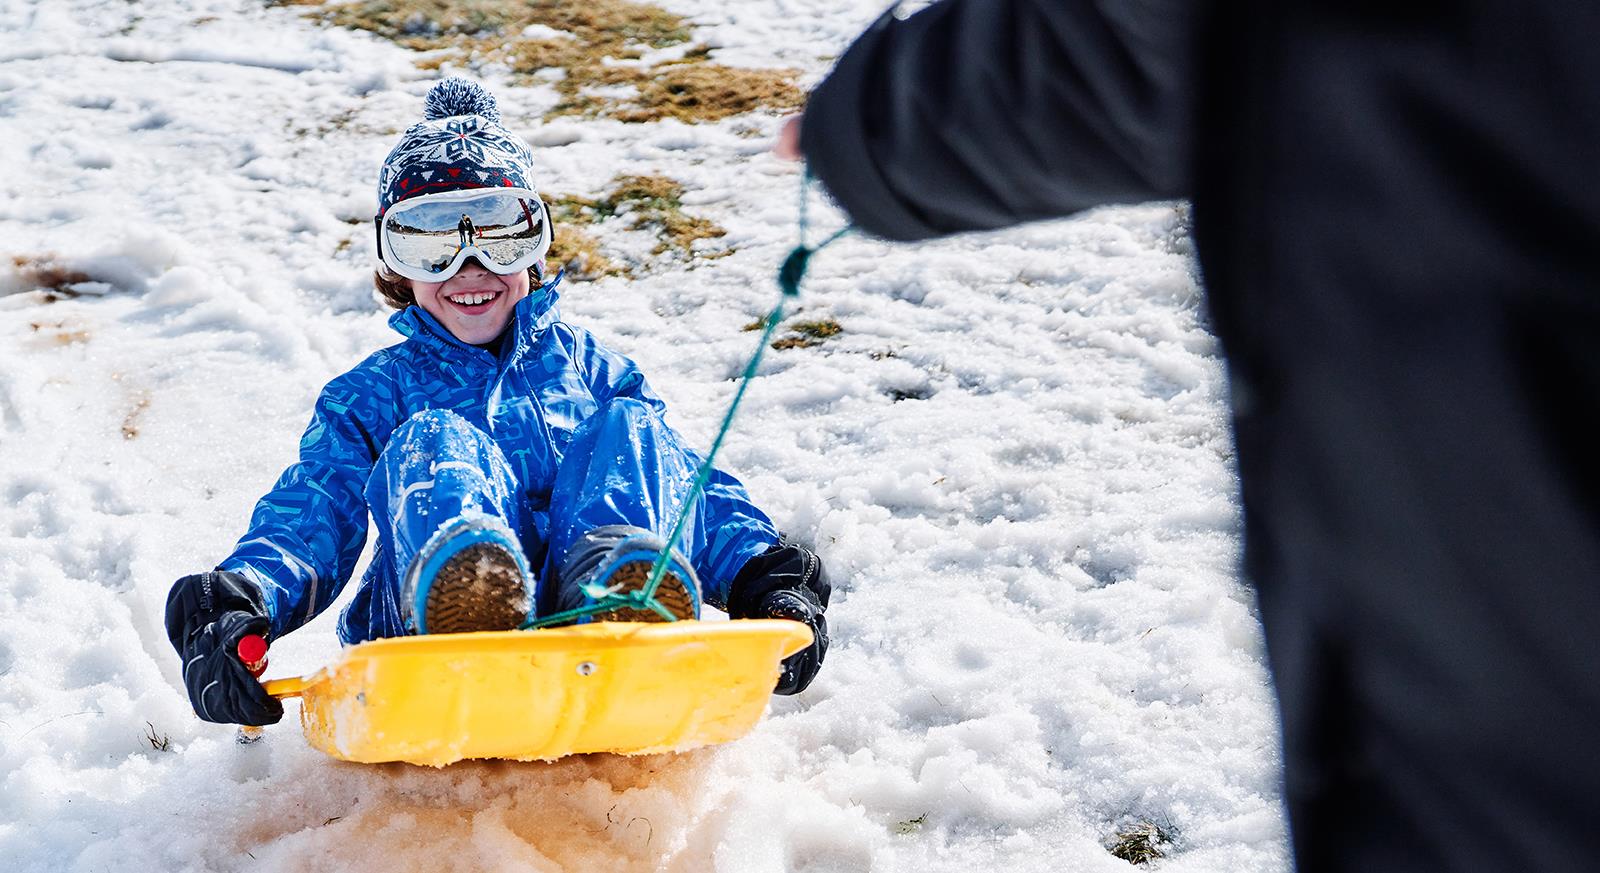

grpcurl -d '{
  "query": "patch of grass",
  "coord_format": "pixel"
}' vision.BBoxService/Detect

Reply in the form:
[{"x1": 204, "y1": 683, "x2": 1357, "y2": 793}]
[
  {"x1": 10, "y1": 255, "x2": 92, "y2": 297},
  {"x1": 893, "y1": 813, "x2": 927, "y2": 836},
  {"x1": 27, "y1": 320, "x2": 92, "y2": 346},
  {"x1": 305, "y1": 0, "x2": 798, "y2": 123},
  {"x1": 886, "y1": 386, "x2": 931, "y2": 402},
  {"x1": 546, "y1": 173, "x2": 726, "y2": 271},
  {"x1": 322, "y1": 0, "x2": 689, "y2": 56},
  {"x1": 291, "y1": 105, "x2": 374, "y2": 140},
  {"x1": 122, "y1": 392, "x2": 151, "y2": 440},
  {"x1": 553, "y1": 61, "x2": 803, "y2": 124},
  {"x1": 545, "y1": 191, "x2": 603, "y2": 224},
  {"x1": 144, "y1": 721, "x2": 171, "y2": 752},
  {"x1": 547, "y1": 224, "x2": 622, "y2": 280},
  {"x1": 772, "y1": 317, "x2": 842, "y2": 350},
  {"x1": 323, "y1": 0, "x2": 538, "y2": 49},
  {"x1": 604, "y1": 173, "x2": 684, "y2": 217},
  {"x1": 1108, "y1": 821, "x2": 1172, "y2": 865}
]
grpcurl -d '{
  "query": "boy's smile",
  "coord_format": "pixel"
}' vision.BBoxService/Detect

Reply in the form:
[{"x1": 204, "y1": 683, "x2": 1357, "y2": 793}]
[{"x1": 411, "y1": 260, "x2": 531, "y2": 347}]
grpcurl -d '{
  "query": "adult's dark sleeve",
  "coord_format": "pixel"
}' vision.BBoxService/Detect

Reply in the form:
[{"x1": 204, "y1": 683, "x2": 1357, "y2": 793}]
[{"x1": 800, "y1": 0, "x2": 1197, "y2": 241}]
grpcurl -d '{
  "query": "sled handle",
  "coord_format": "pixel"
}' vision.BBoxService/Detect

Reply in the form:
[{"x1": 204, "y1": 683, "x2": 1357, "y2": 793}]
[
  {"x1": 235, "y1": 633, "x2": 310, "y2": 698},
  {"x1": 262, "y1": 676, "x2": 312, "y2": 699},
  {"x1": 235, "y1": 635, "x2": 276, "y2": 743}
]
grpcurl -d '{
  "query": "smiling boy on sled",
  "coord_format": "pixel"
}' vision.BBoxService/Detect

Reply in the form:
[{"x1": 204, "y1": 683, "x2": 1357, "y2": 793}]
[{"x1": 165, "y1": 79, "x2": 830, "y2": 727}]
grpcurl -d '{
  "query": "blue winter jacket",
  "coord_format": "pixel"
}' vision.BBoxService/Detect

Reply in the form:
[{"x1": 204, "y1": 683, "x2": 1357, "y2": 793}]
[{"x1": 219, "y1": 281, "x2": 777, "y2": 643}]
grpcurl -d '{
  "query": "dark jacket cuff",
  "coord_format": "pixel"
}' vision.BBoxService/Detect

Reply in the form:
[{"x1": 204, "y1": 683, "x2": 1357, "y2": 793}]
[{"x1": 800, "y1": 10, "x2": 942, "y2": 242}]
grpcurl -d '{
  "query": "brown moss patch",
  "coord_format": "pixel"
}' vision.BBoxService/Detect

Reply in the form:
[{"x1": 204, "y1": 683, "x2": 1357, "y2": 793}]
[
  {"x1": 306, "y1": 0, "x2": 798, "y2": 123},
  {"x1": 121, "y1": 391, "x2": 152, "y2": 440},
  {"x1": 1108, "y1": 821, "x2": 1172, "y2": 865},
  {"x1": 603, "y1": 174, "x2": 726, "y2": 256},
  {"x1": 10, "y1": 255, "x2": 92, "y2": 297},
  {"x1": 549, "y1": 61, "x2": 803, "y2": 124},
  {"x1": 547, "y1": 224, "x2": 622, "y2": 280},
  {"x1": 545, "y1": 173, "x2": 726, "y2": 274},
  {"x1": 27, "y1": 320, "x2": 92, "y2": 346},
  {"x1": 322, "y1": 0, "x2": 689, "y2": 52},
  {"x1": 771, "y1": 318, "x2": 842, "y2": 350}
]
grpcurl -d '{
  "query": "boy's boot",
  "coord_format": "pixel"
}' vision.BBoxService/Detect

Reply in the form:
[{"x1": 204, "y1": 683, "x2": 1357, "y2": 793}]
[
  {"x1": 559, "y1": 525, "x2": 701, "y2": 622},
  {"x1": 403, "y1": 516, "x2": 533, "y2": 634}
]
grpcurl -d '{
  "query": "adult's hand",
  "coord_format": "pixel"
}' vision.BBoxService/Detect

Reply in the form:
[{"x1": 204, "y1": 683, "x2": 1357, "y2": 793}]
[{"x1": 773, "y1": 115, "x2": 803, "y2": 162}]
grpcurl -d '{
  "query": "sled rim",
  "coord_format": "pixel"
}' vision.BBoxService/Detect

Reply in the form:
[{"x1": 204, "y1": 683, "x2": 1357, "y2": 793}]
[
  {"x1": 264, "y1": 619, "x2": 812, "y2": 764},
  {"x1": 260, "y1": 619, "x2": 811, "y2": 703}
]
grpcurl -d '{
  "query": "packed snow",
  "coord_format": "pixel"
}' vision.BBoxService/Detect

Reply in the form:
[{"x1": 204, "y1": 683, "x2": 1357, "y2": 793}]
[{"x1": 0, "y1": 0, "x2": 1291, "y2": 870}]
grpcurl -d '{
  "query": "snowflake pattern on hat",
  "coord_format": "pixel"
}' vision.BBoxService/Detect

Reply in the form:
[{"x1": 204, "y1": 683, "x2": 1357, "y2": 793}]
[{"x1": 377, "y1": 86, "x2": 538, "y2": 215}]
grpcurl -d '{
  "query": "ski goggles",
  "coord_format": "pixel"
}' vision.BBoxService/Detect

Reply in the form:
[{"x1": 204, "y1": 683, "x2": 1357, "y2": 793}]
[{"x1": 377, "y1": 187, "x2": 552, "y2": 284}]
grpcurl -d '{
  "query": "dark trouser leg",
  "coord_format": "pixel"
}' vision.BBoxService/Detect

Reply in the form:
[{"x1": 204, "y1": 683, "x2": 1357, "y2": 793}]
[{"x1": 1233, "y1": 308, "x2": 1600, "y2": 872}]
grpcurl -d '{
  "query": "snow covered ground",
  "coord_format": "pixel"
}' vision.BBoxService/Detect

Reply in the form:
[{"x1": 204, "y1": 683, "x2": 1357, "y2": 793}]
[{"x1": 0, "y1": 0, "x2": 1290, "y2": 870}]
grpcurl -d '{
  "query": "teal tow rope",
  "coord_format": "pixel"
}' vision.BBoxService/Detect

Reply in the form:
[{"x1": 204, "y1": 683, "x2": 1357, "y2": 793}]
[{"x1": 522, "y1": 173, "x2": 851, "y2": 629}]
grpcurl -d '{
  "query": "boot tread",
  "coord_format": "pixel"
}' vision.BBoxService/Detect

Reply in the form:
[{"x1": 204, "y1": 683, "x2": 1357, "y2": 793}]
[{"x1": 424, "y1": 541, "x2": 530, "y2": 634}]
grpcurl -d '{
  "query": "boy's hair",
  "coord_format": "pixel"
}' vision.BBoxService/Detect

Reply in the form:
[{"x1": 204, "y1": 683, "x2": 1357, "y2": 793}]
[{"x1": 372, "y1": 265, "x2": 543, "y2": 311}]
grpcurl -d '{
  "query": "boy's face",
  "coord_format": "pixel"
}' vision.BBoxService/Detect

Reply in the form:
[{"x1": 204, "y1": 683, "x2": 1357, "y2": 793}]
[{"x1": 411, "y1": 260, "x2": 531, "y2": 346}]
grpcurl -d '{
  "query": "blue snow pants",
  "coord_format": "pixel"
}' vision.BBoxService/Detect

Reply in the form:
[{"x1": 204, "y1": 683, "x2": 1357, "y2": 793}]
[{"x1": 337, "y1": 399, "x2": 776, "y2": 644}]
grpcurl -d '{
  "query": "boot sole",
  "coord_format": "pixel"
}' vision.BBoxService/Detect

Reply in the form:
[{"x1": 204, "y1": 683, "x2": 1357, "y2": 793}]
[
  {"x1": 423, "y1": 541, "x2": 531, "y2": 634},
  {"x1": 591, "y1": 559, "x2": 696, "y2": 623}
]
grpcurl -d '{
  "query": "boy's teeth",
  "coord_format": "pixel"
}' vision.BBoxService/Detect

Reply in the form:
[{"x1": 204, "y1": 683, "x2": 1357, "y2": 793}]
[{"x1": 449, "y1": 292, "x2": 494, "y2": 305}]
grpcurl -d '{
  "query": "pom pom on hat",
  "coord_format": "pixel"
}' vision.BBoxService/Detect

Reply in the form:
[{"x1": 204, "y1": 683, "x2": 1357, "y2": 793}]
[{"x1": 424, "y1": 77, "x2": 501, "y2": 124}]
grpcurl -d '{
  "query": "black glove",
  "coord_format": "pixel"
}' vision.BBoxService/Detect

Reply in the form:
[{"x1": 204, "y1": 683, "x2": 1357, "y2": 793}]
[
  {"x1": 729, "y1": 541, "x2": 831, "y2": 695},
  {"x1": 164, "y1": 571, "x2": 283, "y2": 726},
  {"x1": 760, "y1": 587, "x2": 829, "y2": 695}
]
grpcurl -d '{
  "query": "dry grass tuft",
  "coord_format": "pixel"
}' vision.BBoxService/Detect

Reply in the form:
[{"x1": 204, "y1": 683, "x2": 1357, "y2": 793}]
[
  {"x1": 1108, "y1": 821, "x2": 1172, "y2": 865},
  {"x1": 306, "y1": 0, "x2": 799, "y2": 123},
  {"x1": 323, "y1": 0, "x2": 689, "y2": 52},
  {"x1": 893, "y1": 813, "x2": 927, "y2": 835},
  {"x1": 551, "y1": 61, "x2": 803, "y2": 124},
  {"x1": 547, "y1": 224, "x2": 622, "y2": 280},
  {"x1": 122, "y1": 392, "x2": 151, "y2": 440},
  {"x1": 28, "y1": 320, "x2": 92, "y2": 346},
  {"x1": 603, "y1": 174, "x2": 683, "y2": 215},
  {"x1": 10, "y1": 255, "x2": 92, "y2": 297},
  {"x1": 599, "y1": 174, "x2": 725, "y2": 256},
  {"x1": 771, "y1": 318, "x2": 842, "y2": 350},
  {"x1": 545, "y1": 173, "x2": 726, "y2": 273},
  {"x1": 144, "y1": 721, "x2": 172, "y2": 752}
]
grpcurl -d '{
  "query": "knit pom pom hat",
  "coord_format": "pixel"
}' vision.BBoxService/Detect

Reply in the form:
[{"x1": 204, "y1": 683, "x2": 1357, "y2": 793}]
[{"x1": 376, "y1": 78, "x2": 539, "y2": 215}]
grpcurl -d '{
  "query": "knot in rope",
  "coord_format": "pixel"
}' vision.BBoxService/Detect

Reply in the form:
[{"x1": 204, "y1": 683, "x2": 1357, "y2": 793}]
[{"x1": 778, "y1": 246, "x2": 811, "y2": 298}]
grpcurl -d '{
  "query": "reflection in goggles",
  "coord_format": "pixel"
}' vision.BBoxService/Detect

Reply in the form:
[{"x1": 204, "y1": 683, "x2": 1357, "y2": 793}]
[{"x1": 385, "y1": 193, "x2": 546, "y2": 275}]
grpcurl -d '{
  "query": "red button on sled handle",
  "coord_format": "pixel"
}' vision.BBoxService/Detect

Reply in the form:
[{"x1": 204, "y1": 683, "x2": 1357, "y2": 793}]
[
  {"x1": 237, "y1": 634, "x2": 269, "y2": 677},
  {"x1": 235, "y1": 634, "x2": 272, "y2": 742}
]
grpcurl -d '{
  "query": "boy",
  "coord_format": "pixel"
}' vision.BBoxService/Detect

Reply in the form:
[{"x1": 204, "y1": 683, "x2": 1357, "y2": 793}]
[{"x1": 165, "y1": 79, "x2": 830, "y2": 727}]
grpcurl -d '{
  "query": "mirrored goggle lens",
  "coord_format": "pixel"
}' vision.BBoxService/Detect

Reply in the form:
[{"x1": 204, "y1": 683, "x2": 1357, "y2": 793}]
[{"x1": 384, "y1": 193, "x2": 546, "y2": 275}]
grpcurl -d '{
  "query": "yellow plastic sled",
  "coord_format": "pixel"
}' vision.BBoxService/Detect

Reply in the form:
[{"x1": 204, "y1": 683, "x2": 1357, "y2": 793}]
[{"x1": 261, "y1": 620, "x2": 812, "y2": 767}]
